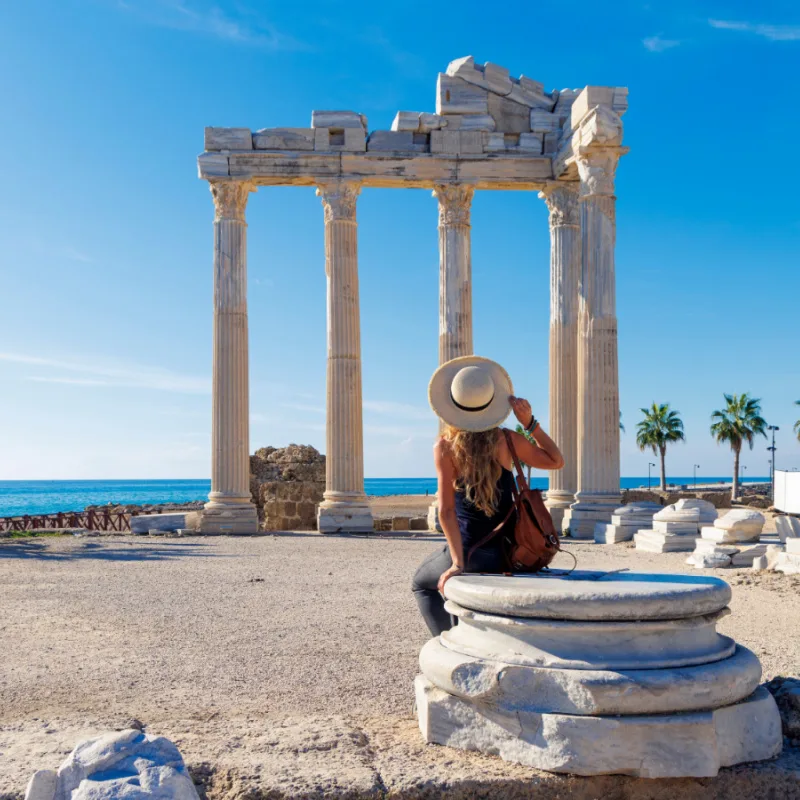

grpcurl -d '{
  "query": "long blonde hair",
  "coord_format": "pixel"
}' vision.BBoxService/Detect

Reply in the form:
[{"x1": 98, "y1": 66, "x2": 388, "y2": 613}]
[{"x1": 442, "y1": 426, "x2": 502, "y2": 516}]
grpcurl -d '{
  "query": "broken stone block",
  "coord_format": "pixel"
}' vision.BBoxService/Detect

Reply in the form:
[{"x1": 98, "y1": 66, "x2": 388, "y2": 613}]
[
  {"x1": 391, "y1": 111, "x2": 420, "y2": 132},
  {"x1": 436, "y1": 74, "x2": 489, "y2": 115},
  {"x1": 519, "y1": 75, "x2": 545, "y2": 95},
  {"x1": 419, "y1": 112, "x2": 447, "y2": 132},
  {"x1": 367, "y1": 130, "x2": 425, "y2": 151},
  {"x1": 570, "y1": 86, "x2": 621, "y2": 129},
  {"x1": 311, "y1": 110, "x2": 366, "y2": 129},
  {"x1": 488, "y1": 93, "x2": 531, "y2": 133},
  {"x1": 483, "y1": 62, "x2": 512, "y2": 95},
  {"x1": 204, "y1": 127, "x2": 252, "y2": 151},
  {"x1": 252, "y1": 127, "x2": 315, "y2": 150},
  {"x1": 613, "y1": 87, "x2": 629, "y2": 116},
  {"x1": 507, "y1": 81, "x2": 556, "y2": 110}
]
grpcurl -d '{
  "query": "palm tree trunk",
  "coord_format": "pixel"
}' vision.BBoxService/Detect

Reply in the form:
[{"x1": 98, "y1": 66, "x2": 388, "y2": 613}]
[
  {"x1": 659, "y1": 446, "x2": 667, "y2": 492},
  {"x1": 732, "y1": 447, "x2": 740, "y2": 502}
]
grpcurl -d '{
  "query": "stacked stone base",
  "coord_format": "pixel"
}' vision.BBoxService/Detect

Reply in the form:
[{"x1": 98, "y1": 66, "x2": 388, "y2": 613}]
[
  {"x1": 416, "y1": 572, "x2": 782, "y2": 778},
  {"x1": 594, "y1": 502, "x2": 661, "y2": 544},
  {"x1": 197, "y1": 503, "x2": 259, "y2": 534},
  {"x1": 317, "y1": 502, "x2": 374, "y2": 533},
  {"x1": 634, "y1": 530, "x2": 698, "y2": 553}
]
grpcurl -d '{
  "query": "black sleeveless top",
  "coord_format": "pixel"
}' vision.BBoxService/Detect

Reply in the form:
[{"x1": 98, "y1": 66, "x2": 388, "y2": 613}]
[{"x1": 455, "y1": 467, "x2": 516, "y2": 553}]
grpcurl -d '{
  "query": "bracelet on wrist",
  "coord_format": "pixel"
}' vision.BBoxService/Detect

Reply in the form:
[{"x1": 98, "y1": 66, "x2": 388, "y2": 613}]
[{"x1": 525, "y1": 416, "x2": 538, "y2": 433}]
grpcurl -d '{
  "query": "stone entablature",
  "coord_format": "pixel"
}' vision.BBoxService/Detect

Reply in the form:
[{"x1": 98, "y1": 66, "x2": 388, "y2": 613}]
[{"x1": 198, "y1": 55, "x2": 625, "y2": 191}]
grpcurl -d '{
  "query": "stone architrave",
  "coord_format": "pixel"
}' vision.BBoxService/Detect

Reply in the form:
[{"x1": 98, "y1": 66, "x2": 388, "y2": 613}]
[
  {"x1": 316, "y1": 180, "x2": 373, "y2": 533},
  {"x1": 200, "y1": 180, "x2": 259, "y2": 534},
  {"x1": 539, "y1": 183, "x2": 580, "y2": 531},
  {"x1": 564, "y1": 148, "x2": 623, "y2": 538},
  {"x1": 433, "y1": 184, "x2": 475, "y2": 367}
]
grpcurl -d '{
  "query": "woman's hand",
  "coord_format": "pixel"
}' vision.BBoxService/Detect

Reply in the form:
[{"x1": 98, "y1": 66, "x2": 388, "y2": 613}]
[
  {"x1": 510, "y1": 396, "x2": 534, "y2": 430},
  {"x1": 437, "y1": 564, "x2": 463, "y2": 593}
]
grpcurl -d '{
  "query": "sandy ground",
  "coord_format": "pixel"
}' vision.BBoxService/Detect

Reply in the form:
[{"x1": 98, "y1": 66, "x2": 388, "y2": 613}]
[{"x1": 1, "y1": 532, "x2": 799, "y2": 798}]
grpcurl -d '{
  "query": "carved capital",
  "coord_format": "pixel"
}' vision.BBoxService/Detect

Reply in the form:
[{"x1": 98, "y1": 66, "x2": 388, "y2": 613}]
[
  {"x1": 576, "y1": 149, "x2": 620, "y2": 197},
  {"x1": 433, "y1": 183, "x2": 474, "y2": 227},
  {"x1": 539, "y1": 183, "x2": 580, "y2": 227},
  {"x1": 210, "y1": 180, "x2": 254, "y2": 222},
  {"x1": 317, "y1": 180, "x2": 361, "y2": 223}
]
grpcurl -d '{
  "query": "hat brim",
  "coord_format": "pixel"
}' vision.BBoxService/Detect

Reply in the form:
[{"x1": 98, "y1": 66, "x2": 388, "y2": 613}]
[{"x1": 428, "y1": 356, "x2": 514, "y2": 432}]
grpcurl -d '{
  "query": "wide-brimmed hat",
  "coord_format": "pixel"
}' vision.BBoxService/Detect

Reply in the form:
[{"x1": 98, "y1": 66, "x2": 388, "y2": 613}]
[{"x1": 428, "y1": 356, "x2": 514, "y2": 432}]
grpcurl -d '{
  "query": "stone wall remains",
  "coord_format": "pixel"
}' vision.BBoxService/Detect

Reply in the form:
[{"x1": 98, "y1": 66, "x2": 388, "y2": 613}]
[{"x1": 250, "y1": 445, "x2": 325, "y2": 531}]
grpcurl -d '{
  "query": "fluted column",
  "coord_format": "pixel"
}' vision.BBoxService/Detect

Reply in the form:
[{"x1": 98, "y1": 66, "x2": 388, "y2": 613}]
[
  {"x1": 539, "y1": 183, "x2": 580, "y2": 532},
  {"x1": 566, "y1": 149, "x2": 623, "y2": 539},
  {"x1": 201, "y1": 179, "x2": 258, "y2": 534},
  {"x1": 316, "y1": 180, "x2": 373, "y2": 533},
  {"x1": 433, "y1": 184, "x2": 474, "y2": 365}
]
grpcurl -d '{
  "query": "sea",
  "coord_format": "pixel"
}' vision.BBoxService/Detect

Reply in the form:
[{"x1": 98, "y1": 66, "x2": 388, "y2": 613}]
[{"x1": 0, "y1": 477, "x2": 770, "y2": 518}]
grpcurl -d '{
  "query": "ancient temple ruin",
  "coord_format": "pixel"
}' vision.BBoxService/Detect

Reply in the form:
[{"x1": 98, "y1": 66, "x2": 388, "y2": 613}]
[{"x1": 196, "y1": 56, "x2": 628, "y2": 536}]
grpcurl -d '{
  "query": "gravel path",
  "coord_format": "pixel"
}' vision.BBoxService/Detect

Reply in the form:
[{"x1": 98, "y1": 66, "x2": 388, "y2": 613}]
[{"x1": 1, "y1": 534, "x2": 799, "y2": 798}]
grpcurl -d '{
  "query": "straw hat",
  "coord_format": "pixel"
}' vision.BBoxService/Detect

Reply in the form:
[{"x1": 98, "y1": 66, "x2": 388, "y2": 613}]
[{"x1": 428, "y1": 356, "x2": 514, "y2": 432}]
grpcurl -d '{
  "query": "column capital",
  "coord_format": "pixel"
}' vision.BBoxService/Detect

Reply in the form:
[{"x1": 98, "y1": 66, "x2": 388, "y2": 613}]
[
  {"x1": 209, "y1": 180, "x2": 254, "y2": 222},
  {"x1": 539, "y1": 182, "x2": 580, "y2": 227},
  {"x1": 317, "y1": 180, "x2": 361, "y2": 223},
  {"x1": 433, "y1": 183, "x2": 474, "y2": 227},
  {"x1": 576, "y1": 148, "x2": 622, "y2": 198}
]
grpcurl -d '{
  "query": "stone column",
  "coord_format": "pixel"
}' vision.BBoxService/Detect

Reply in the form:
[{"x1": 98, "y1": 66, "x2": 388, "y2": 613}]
[
  {"x1": 316, "y1": 180, "x2": 373, "y2": 533},
  {"x1": 200, "y1": 180, "x2": 259, "y2": 534},
  {"x1": 433, "y1": 184, "x2": 475, "y2": 365},
  {"x1": 565, "y1": 149, "x2": 623, "y2": 539},
  {"x1": 539, "y1": 183, "x2": 581, "y2": 532}
]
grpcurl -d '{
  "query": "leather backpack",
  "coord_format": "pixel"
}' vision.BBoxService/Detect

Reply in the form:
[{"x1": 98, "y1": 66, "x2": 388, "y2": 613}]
[{"x1": 467, "y1": 428, "x2": 561, "y2": 573}]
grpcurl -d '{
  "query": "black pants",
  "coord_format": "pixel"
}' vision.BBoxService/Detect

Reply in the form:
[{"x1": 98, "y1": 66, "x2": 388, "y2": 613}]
[{"x1": 412, "y1": 544, "x2": 505, "y2": 637}]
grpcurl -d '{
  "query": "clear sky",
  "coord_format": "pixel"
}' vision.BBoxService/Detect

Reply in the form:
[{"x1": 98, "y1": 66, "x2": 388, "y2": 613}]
[{"x1": 1, "y1": 0, "x2": 799, "y2": 481}]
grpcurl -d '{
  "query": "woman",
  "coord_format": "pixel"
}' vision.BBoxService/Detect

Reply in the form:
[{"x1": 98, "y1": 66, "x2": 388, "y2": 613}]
[{"x1": 412, "y1": 356, "x2": 564, "y2": 636}]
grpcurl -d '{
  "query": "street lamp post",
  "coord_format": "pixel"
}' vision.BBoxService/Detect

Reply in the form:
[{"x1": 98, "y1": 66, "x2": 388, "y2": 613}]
[
  {"x1": 648, "y1": 462, "x2": 656, "y2": 490},
  {"x1": 767, "y1": 425, "x2": 779, "y2": 500},
  {"x1": 693, "y1": 464, "x2": 700, "y2": 489}
]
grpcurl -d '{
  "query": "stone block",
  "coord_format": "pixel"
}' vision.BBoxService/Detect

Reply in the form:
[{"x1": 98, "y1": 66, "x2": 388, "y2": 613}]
[
  {"x1": 519, "y1": 75, "x2": 545, "y2": 95},
  {"x1": 730, "y1": 543, "x2": 768, "y2": 567},
  {"x1": 701, "y1": 526, "x2": 761, "y2": 545},
  {"x1": 441, "y1": 114, "x2": 496, "y2": 131},
  {"x1": 367, "y1": 130, "x2": 425, "y2": 152},
  {"x1": 130, "y1": 513, "x2": 187, "y2": 534},
  {"x1": 391, "y1": 111, "x2": 420, "y2": 131},
  {"x1": 458, "y1": 131, "x2": 482, "y2": 154},
  {"x1": 311, "y1": 110, "x2": 366, "y2": 129},
  {"x1": 436, "y1": 73, "x2": 489, "y2": 115},
  {"x1": 543, "y1": 132, "x2": 559, "y2": 154},
  {"x1": 488, "y1": 92, "x2": 531, "y2": 133},
  {"x1": 570, "y1": 86, "x2": 617, "y2": 129},
  {"x1": 654, "y1": 520, "x2": 699, "y2": 535},
  {"x1": 776, "y1": 551, "x2": 800, "y2": 574},
  {"x1": 409, "y1": 516, "x2": 428, "y2": 531},
  {"x1": 507, "y1": 81, "x2": 556, "y2": 110},
  {"x1": 553, "y1": 88, "x2": 579, "y2": 123},
  {"x1": 787, "y1": 537, "x2": 800, "y2": 554},
  {"x1": 317, "y1": 504, "x2": 373, "y2": 534},
  {"x1": 635, "y1": 530, "x2": 699, "y2": 553},
  {"x1": 24, "y1": 769, "x2": 57, "y2": 800},
  {"x1": 197, "y1": 153, "x2": 229, "y2": 178},
  {"x1": 204, "y1": 127, "x2": 252, "y2": 151},
  {"x1": 391, "y1": 516, "x2": 410, "y2": 531},
  {"x1": 314, "y1": 128, "x2": 330, "y2": 150},
  {"x1": 331, "y1": 128, "x2": 366, "y2": 152},
  {"x1": 198, "y1": 504, "x2": 258, "y2": 535},
  {"x1": 775, "y1": 515, "x2": 800, "y2": 542},
  {"x1": 530, "y1": 110, "x2": 561, "y2": 133},
  {"x1": 416, "y1": 677, "x2": 782, "y2": 778},
  {"x1": 517, "y1": 133, "x2": 543, "y2": 152},
  {"x1": 483, "y1": 132, "x2": 506, "y2": 151},
  {"x1": 252, "y1": 127, "x2": 315, "y2": 150},
  {"x1": 483, "y1": 62, "x2": 512, "y2": 94},
  {"x1": 593, "y1": 523, "x2": 634, "y2": 544}
]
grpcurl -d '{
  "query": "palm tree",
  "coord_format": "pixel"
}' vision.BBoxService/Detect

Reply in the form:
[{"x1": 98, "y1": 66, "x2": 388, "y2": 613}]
[
  {"x1": 636, "y1": 403, "x2": 685, "y2": 491},
  {"x1": 710, "y1": 393, "x2": 767, "y2": 501},
  {"x1": 794, "y1": 401, "x2": 800, "y2": 443}
]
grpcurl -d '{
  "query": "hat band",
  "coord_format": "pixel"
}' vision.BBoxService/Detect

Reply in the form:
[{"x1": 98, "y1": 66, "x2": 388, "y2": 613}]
[{"x1": 450, "y1": 389, "x2": 495, "y2": 413}]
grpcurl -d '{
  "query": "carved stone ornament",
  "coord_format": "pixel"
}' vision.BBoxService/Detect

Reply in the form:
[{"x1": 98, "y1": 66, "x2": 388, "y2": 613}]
[
  {"x1": 433, "y1": 183, "x2": 474, "y2": 227},
  {"x1": 210, "y1": 180, "x2": 254, "y2": 221},
  {"x1": 576, "y1": 150, "x2": 620, "y2": 197},
  {"x1": 317, "y1": 181, "x2": 361, "y2": 223},
  {"x1": 539, "y1": 183, "x2": 580, "y2": 227}
]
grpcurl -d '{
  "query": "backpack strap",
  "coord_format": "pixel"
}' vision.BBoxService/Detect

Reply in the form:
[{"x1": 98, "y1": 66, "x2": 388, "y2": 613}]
[{"x1": 503, "y1": 429, "x2": 529, "y2": 491}]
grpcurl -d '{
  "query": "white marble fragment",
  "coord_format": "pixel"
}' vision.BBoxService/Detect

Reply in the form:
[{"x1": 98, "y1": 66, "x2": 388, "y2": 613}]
[
  {"x1": 775, "y1": 515, "x2": 800, "y2": 542},
  {"x1": 367, "y1": 131, "x2": 416, "y2": 151},
  {"x1": 24, "y1": 770, "x2": 57, "y2": 800},
  {"x1": 310, "y1": 110, "x2": 366, "y2": 129},
  {"x1": 436, "y1": 74, "x2": 489, "y2": 115},
  {"x1": 634, "y1": 530, "x2": 699, "y2": 553},
  {"x1": 787, "y1": 537, "x2": 800, "y2": 554},
  {"x1": 530, "y1": 110, "x2": 561, "y2": 133},
  {"x1": 130, "y1": 513, "x2": 187, "y2": 534},
  {"x1": 487, "y1": 93, "x2": 531, "y2": 133},
  {"x1": 775, "y1": 551, "x2": 800, "y2": 574},
  {"x1": 419, "y1": 113, "x2": 447, "y2": 132},
  {"x1": 252, "y1": 127, "x2": 314, "y2": 150},
  {"x1": 442, "y1": 114, "x2": 496, "y2": 131},
  {"x1": 483, "y1": 132, "x2": 506, "y2": 151},
  {"x1": 517, "y1": 133, "x2": 543, "y2": 152},
  {"x1": 483, "y1": 62, "x2": 512, "y2": 95},
  {"x1": 416, "y1": 678, "x2": 782, "y2": 778},
  {"x1": 196, "y1": 153, "x2": 228, "y2": 178},
  {"x1": 204, "y1": 127, "x2": 252, "y2": 151},
  {"x1": 391, "y1": 111, "x2": 420, "y2": 131}
]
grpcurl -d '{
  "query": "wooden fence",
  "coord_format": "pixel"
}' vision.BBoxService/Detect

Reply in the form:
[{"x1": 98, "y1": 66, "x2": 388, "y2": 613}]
[{"x1": 0, "y1": 509, "x2": 135, "y2": 533}]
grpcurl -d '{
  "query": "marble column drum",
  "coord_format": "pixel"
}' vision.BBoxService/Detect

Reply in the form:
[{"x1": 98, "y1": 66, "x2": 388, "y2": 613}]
[
  {"x1": 564, "y1": 150, "x2": 623, "y2": 539},
  {"x1": 316, "y1": 180, "x2": 373, "y2": 533},
  {"x1": 200, "y1": 180, "x2": 259, "y2": 534},
  {"x1": 540, "y1": 183, "x2": 580, "y2": 532}
]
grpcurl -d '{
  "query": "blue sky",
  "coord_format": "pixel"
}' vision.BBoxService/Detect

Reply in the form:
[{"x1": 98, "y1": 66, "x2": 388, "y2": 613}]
[{"x1": 1, "y1": 0, "x2": 799, "y2": 481}]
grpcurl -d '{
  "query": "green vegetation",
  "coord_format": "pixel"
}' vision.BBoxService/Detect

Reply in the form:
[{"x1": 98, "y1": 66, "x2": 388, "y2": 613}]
[{"x1": 636, "y1": 403, "x2": 685, "y2": 491}]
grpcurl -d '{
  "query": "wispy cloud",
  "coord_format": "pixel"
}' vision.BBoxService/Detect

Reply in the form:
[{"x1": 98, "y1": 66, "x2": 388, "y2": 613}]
[
  {"x1": 115, "y1": 1, "x2": 308, "y2": 50},
  {"x1": 709, "y1": 19, "x2": 800, "y2": 41},
  {"x1": 3, "y1": 352, "x2": 209, "y2": 394},
  {"x1": 363, "y1": 400, "x2": 433, "y2": 421},
  {"x1": 643, "y1": 34, "x2": 681, "y2": 52}
]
